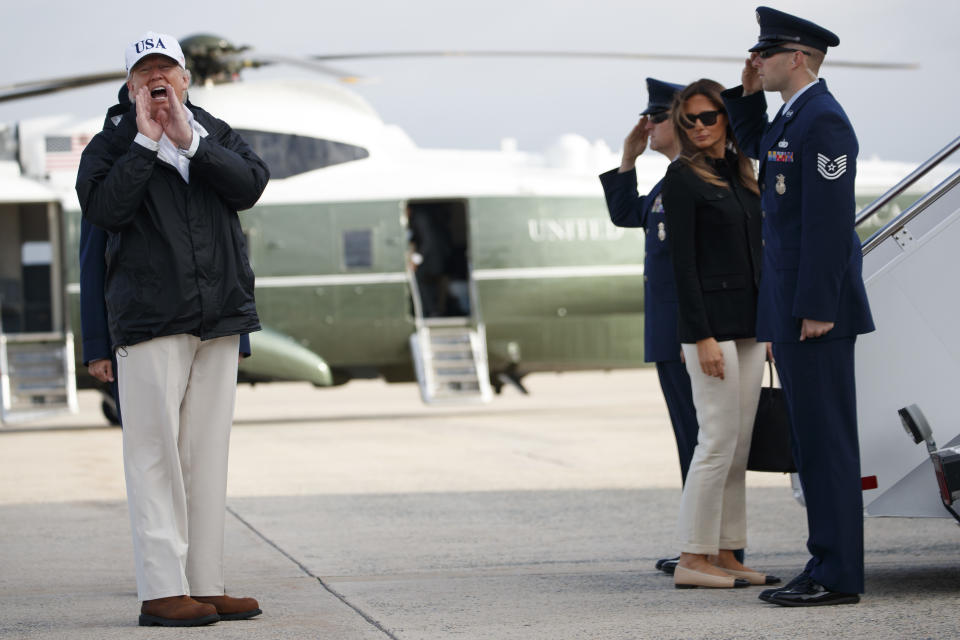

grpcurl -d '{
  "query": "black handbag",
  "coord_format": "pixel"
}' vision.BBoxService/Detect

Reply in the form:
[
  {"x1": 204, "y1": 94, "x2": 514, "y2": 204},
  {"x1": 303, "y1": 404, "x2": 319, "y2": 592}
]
[{"x1": 747, "y1": 362, "x2": 797, "y2": 473}]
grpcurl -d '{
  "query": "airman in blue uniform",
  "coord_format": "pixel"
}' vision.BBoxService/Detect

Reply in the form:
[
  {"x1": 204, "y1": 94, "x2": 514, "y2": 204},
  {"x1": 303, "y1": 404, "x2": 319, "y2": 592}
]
[
  {"x1": 721, "y1": 7, "x2": 874, "y2": 607},
  {"x1": 600, "y1": 78, "x2": 704, "y2": 574}
]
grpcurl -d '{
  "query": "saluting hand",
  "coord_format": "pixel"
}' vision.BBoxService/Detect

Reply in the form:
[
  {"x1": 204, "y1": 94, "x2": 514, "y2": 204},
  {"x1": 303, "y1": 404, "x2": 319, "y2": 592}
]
[
  {"x1": 742, "y1": 53, "x2": 763, "y2": 96},
  {"x1": 619, "y1": 117, "x2": 649, "y2": 172},
  {"x1": 696, "y1": 337, "x2": 725, "y2": 380},
  {"x1": 799, "y1": 318, "x2": 834, "y2": 341},
  {"x1": 156, "y1": 83, "x2": 193, "y2": 149},
  {"x1": 134, "y1": 87, "x2": 163, "y2": 142}
]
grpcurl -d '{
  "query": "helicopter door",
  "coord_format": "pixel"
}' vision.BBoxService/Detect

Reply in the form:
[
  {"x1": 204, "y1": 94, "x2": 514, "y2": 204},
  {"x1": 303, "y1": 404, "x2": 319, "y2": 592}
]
[
  {"x1": 405, "y1": 200, "x2": 492, "y2": 404},
  {"x1": 0, "y1": 198, "x2": 78, "y2": 425},
  {"x1": 406, "y1": 200, "x2": 471, "y2": 319}
]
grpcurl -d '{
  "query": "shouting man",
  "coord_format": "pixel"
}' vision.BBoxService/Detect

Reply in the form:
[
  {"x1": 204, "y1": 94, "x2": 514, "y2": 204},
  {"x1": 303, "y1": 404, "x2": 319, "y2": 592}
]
[{"x1": 76, "y1": 31, "x2": 269, "y2": 626}]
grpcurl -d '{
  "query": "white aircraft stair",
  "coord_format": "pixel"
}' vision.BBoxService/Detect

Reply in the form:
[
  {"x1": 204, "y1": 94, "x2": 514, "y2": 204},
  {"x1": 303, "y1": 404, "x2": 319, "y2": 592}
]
[
  {"x1": 1, "y1": 332, "x2": 78, "y2": 424},
  {"x1": 410, "y1": 320, "x2": 493, "y2": 404},
  {"x1": 853, "y1": 135, "x2": 960, "y2": 520}
]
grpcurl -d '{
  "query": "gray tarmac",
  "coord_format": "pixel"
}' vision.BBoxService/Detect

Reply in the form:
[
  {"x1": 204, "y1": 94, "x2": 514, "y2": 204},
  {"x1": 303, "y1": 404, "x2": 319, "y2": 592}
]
[{"x1": 1, "y1": 369, "x2": 958, "y2": 639}]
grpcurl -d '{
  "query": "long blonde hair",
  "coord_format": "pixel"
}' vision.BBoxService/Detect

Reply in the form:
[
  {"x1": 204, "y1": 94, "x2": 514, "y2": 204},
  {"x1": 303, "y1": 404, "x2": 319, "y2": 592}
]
[{"x1": 671, "y1": 79, "x2": 759, "y2": 196}]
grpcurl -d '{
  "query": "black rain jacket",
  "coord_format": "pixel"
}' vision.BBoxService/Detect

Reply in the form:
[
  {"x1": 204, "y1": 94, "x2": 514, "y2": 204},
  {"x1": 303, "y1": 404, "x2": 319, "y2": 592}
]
[{"x1": 76, "y1": 98, "x2": 268, "y2": 348}]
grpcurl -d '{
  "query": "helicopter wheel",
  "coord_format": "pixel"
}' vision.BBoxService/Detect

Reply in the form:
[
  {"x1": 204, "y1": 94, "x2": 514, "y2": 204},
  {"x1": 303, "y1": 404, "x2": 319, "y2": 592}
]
[
  {"x1": 100, "y1": 396, "x2": 121, "y2": 427},
  {"x1": 495, "y1": 366, "x2": 529, "y2": 395}
]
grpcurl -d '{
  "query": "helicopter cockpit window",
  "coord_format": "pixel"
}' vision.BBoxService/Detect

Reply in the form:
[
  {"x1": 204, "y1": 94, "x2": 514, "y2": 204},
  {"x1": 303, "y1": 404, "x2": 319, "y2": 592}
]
[
  {"x1": 235, "y1": 130, "x2": 369, "y2": 180},
  {"x1": 343, "y1": 230, "x2": 373, "y2": 269}
]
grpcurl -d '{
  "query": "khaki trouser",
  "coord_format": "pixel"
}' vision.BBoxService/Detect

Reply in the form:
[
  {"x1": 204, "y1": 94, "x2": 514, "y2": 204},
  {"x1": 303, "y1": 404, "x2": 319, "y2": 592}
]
[
  {"x1": 676, "y1": 338, "x2": 765, "y2": 555},
  {"x1": 116, "y1": 333, "x2": 240, "y2": 601}
]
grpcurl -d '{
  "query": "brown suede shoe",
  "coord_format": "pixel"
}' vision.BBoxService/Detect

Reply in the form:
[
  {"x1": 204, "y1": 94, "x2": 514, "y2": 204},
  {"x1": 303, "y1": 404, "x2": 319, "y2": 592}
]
[
  {"x1": 139, "y1": 595, "x2": 219, "y2": 627},
  {"x1": 193, "y1": 595, "x2": 262, "y2": 621}
]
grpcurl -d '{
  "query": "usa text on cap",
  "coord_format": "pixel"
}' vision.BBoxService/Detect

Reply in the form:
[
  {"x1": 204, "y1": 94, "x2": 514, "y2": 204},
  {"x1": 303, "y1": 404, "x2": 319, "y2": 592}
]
[
  {"x1": 749, "y1": 6, "x2": 839, "y2": 53},
  {"x1": 125, "y1": 31, "x2": 186, "y2": 73}
]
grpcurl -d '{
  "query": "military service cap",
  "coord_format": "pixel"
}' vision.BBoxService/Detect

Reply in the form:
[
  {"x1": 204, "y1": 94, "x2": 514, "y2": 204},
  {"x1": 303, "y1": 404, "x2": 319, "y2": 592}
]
[
  {"x1": 749, "y1": 6, "x2": 839, "y2": 53},
  {"x1": 641, "y1": 78, "x2": 685, "y2": 116}
]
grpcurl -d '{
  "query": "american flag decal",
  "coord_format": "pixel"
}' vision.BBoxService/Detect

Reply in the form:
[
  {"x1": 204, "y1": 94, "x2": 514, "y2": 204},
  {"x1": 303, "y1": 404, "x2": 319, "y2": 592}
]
[
  {"x1": 816, "y1": 153, "x2": 847, "y2": 180},
  {"x1": 44, "y1": 134, "x2": 91, "y2": 173}
]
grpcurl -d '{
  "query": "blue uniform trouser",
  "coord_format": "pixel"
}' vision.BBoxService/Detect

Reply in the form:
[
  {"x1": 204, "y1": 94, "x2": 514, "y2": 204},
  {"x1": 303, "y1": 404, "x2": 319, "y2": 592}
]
[
  {"x1": 656, "y1": 360, "x2": 699, "y2": 485},
  {"x1": 773, "y1": 337, "x2": 864, "y2": 594}
]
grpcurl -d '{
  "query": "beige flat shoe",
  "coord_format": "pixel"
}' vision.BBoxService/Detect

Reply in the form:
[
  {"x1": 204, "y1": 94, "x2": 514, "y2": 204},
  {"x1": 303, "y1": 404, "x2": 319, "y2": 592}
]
[
  {"x1": 719, "y1": 567, "x2": 782, "y2": 585},
  {"x1": 674, "y1": 565, "x2": 750, "y2": 589}
]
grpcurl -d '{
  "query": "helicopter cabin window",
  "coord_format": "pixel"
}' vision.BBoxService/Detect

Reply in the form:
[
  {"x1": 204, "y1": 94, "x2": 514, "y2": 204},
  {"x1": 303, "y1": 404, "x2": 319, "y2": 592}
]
[
  {"x1": 234, "y1": 130, "x2": 369, "y2": 179},
  {"x1": 343, "y1": 230, "x2": 373, "y2": 269}
]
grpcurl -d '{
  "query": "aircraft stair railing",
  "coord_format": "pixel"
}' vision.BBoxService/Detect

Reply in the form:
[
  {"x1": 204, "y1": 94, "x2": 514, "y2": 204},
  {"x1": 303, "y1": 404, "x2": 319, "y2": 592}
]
[
  {"x1": 407, "y1": 258, "x2": 493, "y2": 405},
  {"x1": 857, "y1": 134, "x2": 960, "y2": 253}
]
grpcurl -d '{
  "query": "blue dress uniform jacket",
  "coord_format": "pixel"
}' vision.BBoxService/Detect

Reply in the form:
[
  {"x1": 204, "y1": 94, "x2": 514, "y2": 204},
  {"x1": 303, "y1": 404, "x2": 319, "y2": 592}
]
[
  {"x1": 599, "y1": 169, "x2": 679, "y2": 363},
  {"x1": 79, "y1": 218, "x2": 113, "y2": 367},
  {"x1": 721, "y1": 80, "x2": 874, "y2": 342},
  {"x1": 722, "y1": 79, "x2": 873, "y2": 595}
]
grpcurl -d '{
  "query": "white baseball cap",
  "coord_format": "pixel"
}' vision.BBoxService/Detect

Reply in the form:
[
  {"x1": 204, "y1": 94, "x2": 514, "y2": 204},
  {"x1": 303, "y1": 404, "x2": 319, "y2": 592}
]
[{"x1": 125, "y1": 31, "x2": 185, "y2": 74}]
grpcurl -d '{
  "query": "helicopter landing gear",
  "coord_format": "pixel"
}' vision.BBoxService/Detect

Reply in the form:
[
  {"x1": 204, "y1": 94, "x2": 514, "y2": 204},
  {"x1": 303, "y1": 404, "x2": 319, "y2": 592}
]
[
  {"x1": 493, "y1": 365, "x2": 528, "y2": 395},
  {"x1": 100, "y1": 391, "x2": 121, "y2": 427}
]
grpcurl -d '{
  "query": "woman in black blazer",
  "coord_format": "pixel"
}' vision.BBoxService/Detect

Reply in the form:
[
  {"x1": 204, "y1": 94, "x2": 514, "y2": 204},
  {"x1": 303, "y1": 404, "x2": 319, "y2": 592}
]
[{"x1": 662, "y1": 79, "x2": 777, "y2": 590}]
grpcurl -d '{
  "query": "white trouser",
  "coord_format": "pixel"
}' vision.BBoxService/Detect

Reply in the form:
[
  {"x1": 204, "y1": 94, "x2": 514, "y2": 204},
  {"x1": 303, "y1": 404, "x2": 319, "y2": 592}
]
[
  {"x1": 116, "y1": 333, "x2": 240, "y2": 601},
  {"x1": 676, "y1": 338, "x2": 765, "y2": 554}
]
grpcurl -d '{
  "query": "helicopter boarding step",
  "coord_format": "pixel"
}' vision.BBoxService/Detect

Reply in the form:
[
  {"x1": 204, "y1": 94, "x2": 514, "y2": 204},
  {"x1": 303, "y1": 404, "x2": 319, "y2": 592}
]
[
  {"x1": 1, "y1": 332, "x2": 78, "y2": 425},
  {"x1": 409, "y1": 318, "x2": 493, "y2": 404}
]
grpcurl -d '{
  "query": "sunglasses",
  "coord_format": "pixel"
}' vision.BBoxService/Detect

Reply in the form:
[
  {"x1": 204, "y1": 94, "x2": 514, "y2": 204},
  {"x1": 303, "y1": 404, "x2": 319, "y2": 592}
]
[
  {"x1": 680, "y1": 110, "x2": 724, "y2": 129},
  {"x1": 647, "y1": 111, "x2": 670, "y2": 124},
  {"x1": 758, "y1": 46, "x2": 811, "y2": 59}
]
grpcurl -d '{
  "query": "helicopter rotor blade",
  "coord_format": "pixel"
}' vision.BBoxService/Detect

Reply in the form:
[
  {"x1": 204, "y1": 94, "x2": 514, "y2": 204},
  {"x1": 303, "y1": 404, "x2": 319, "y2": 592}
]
[
  {"x1": 309, "y1": 50, "x2": 918, "y2": 71},
  {"x1": 0, "y1": 71, "x2": 128, "y2": 104},
  {"x1": 251, "y1": 54, "x2": 366, "y2": 83},
  {"x1": 0, "y1": 45, "x2": 916, "y2": 106}
]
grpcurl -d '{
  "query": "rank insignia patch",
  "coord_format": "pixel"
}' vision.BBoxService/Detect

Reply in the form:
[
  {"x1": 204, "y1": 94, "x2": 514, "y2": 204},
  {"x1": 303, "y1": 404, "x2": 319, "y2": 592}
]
[
  {"x1": 767, "y1": 150, "x2": 794, "y2": 163},
  {"x1": 817, "y1": 153, "x2": 848, "y2": 180}
]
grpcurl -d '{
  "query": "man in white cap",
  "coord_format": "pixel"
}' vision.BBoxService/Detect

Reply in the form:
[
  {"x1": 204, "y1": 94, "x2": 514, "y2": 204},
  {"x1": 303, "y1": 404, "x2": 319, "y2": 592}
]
[{"x1": 76, "y1": 31, "x2": 269, "y2": 626}]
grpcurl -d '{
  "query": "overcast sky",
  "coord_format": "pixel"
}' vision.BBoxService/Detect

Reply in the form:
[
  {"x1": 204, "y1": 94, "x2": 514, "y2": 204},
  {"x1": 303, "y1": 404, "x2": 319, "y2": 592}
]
[{"x1": 2, "y1": 0, "x2": 957, "y2": 163}]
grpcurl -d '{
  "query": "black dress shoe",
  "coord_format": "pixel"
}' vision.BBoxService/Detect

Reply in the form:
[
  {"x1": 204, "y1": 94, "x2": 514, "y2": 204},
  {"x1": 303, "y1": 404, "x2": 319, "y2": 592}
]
[
  {"x1": 765, "y1": 576, "x2": 860, "y2": 607},
  {"x1": 759, "y1": 570, "x2": 809, "y2": 602},
  {"x1": 655, "y1": 556, "x2": 679, "y2": 575}
]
